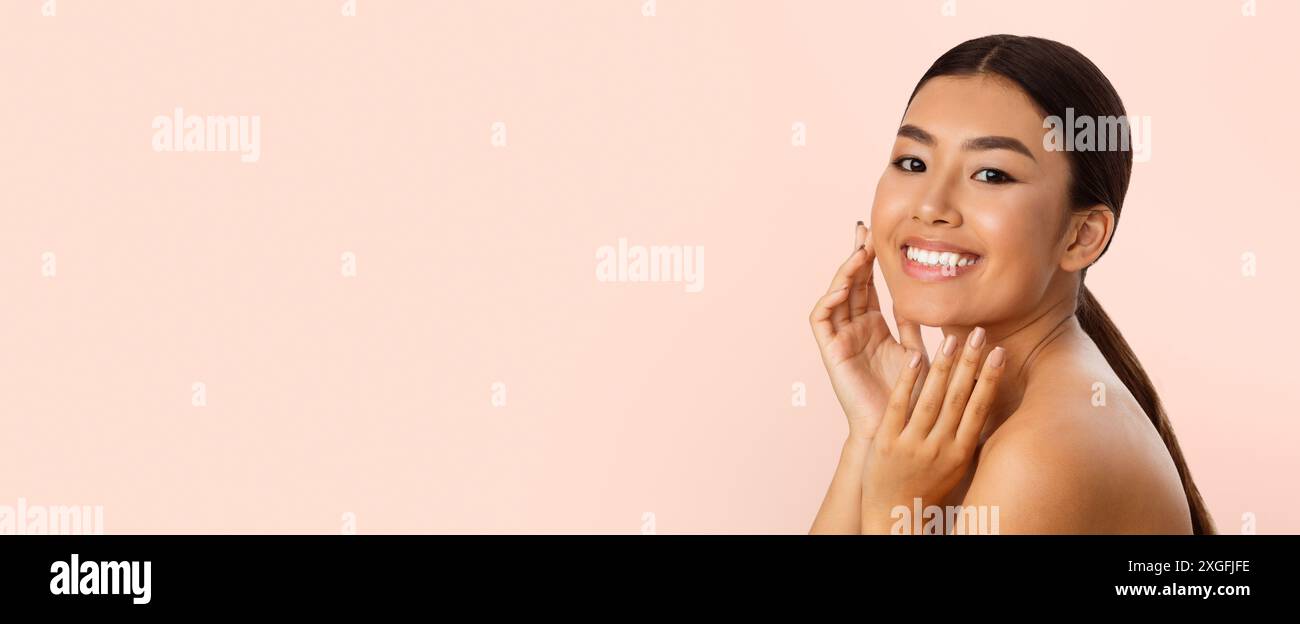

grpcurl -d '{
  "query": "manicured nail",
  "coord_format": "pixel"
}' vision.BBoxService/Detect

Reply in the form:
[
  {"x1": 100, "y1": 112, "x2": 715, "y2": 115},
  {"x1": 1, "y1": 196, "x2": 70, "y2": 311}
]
[
  {"x1": 989, "y1": 347, "x2": 1006, "y2": 368},
  {"x1": 969, "y1": 326, "x2": 986, "y2": 349},
  {"x1": 856, "y1": 220, "x2": 864, "y2": 226},
  {"x1": 942, "y1": 334, "x2": 957, "y2": 357},
  {"x1": 908, "y1": 352, "x2": 921, "y2": 368}
]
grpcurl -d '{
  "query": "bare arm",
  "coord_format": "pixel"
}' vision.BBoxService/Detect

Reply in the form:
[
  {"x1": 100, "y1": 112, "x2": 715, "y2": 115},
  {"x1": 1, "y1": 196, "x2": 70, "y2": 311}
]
[{"x1": 810, "y1": 434, "x2": 872, "y2": 534}]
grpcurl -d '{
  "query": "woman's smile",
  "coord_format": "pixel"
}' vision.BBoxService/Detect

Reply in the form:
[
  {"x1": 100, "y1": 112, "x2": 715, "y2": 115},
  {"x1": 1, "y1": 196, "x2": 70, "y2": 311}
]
[{"x1": 899, "y1": 237, "x2": 984, "y2": 282}]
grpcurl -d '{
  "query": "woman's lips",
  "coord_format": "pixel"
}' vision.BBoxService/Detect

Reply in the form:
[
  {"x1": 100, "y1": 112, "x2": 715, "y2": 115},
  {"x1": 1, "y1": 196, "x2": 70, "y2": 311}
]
[
  {"x1": 900, "y1": 236, "x2": 979, "y2": 256},
  {"x1": 899, "y1": 244, "x2": 983, "y2": 282}
]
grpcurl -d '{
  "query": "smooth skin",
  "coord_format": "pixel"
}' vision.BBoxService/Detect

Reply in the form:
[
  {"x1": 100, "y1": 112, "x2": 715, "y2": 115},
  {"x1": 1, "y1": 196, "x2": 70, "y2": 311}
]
[{"x1": 810, "y1": 74, "x2": 1192, "y2": 534}]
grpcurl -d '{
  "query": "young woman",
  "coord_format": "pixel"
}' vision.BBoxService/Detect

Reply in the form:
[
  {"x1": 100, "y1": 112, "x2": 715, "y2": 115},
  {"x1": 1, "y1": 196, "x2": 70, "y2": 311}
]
[{"x1": 808, "y1": 35, "x2": 1214, "y2": 535}]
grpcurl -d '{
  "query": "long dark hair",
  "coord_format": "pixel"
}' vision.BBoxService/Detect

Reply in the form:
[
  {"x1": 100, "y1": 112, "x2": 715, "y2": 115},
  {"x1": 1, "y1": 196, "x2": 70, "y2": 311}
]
[{"x1": 906, "y1": 35, "x2": 1215, "y2": 534}]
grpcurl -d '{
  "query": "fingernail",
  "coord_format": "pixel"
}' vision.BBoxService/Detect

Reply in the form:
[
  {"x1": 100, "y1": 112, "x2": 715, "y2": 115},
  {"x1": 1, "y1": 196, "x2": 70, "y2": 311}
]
[
  {"x1": 942, "y1": 334, "x2": 957, "y2": 357},
  {"x1": 989, "y1": 347, "x2": 1006, "y2": 368},
  {"x1": 969, "y1": 326, "x2": 986, "y2": 349},
  {"x1": 856, "y1": 220, "x2": 864, "y2": 226},
  {"x1": 908, "y1": 352, "x2": 921, "y2": 368}
]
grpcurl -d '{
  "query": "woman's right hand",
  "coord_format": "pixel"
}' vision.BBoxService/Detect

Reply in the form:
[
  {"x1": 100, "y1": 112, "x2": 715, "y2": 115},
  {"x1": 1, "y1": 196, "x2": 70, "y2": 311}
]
[{"x1": 809, "y1": 222, "x2": 929, "y2": 442}]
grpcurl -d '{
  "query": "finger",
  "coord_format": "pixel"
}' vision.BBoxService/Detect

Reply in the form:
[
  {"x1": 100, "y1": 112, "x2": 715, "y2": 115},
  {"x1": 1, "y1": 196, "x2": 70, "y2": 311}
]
[
  {"x1": 850, "y1": 224, "x2": 881, "y2": 318},
  {"x1": 824, "y1": 238, "x2": 867, "y2": 292},
  {"x1": 846, "y1": 222, "x2": 866, "y2": 318},
  {"x1": 864, "y1": 227, "x2": 881, "y2": 312},
  {"x1": 902, "y1": 333, "x2": 959, "y2": 438},
  {"x1": 929, "y1": 327, "x2": 987, "y2": 441},
  {"x1": 955, "y1": 347, "x2": 1007, "y2": 451},
  {"x1": 827, "y1": 246, "x2": 868, "y2": 329},
  {"x1": 809, "y1": 282, "x2": 852, "y2": 346},
  {"x1": 879, "y1": 349, "x2": 924, "y2": 440},
  {"x1": 894, "y1": 303, "x2": 926, "y2": 354}
]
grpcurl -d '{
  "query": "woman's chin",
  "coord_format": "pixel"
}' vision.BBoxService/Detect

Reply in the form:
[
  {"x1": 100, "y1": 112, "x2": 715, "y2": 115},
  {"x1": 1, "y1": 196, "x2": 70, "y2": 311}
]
[{"x1": 893, "y1": 300, "x2": 966, "y2": 328}]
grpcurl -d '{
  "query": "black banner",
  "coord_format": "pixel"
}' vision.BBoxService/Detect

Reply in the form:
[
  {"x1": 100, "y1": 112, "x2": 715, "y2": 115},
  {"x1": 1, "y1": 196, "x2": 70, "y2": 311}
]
[{"x1": 0, "y1": 535, "x2": 1288, "y2": 612}]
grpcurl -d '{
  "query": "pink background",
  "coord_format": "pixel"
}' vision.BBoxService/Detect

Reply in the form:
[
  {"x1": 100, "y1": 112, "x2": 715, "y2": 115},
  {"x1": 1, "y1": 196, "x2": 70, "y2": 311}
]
[{"x1": 1, "y1": 0, "x2": 1296, "y2": 534}]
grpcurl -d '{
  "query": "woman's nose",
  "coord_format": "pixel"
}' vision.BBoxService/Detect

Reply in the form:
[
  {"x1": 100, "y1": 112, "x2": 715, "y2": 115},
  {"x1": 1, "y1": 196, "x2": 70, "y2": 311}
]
[{"x1": 911, "y1": 173, "x2": 962, "y2": 226}]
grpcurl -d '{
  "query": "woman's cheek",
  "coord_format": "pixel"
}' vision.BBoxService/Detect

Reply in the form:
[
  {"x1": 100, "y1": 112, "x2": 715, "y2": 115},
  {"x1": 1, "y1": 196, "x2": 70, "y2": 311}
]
[
  {"x1": 980, "y1": 255, "x2": 1050, "y2": 318},
  {"x1": 870, "y1": 171, "x2": 915, "y2": 222}
]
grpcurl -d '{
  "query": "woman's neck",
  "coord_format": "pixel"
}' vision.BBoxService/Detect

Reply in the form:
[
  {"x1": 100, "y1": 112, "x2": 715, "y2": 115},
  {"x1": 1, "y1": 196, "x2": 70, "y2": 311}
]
[{"x1": 940, "y1": 291, "x2": 1083, "y2": 438}]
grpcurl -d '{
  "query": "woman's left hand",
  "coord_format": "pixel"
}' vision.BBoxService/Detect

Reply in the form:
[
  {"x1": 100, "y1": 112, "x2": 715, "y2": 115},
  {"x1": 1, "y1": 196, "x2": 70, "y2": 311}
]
[{"x1": 860, "y1": 327, "x2": 1006, "y2": 534}]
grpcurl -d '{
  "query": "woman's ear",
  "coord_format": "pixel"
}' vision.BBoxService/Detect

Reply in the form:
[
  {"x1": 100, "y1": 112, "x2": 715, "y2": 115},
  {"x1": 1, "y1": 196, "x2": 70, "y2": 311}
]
[{"x1": 1061, "y1": 205, "x2": 1115, "y2": 272}]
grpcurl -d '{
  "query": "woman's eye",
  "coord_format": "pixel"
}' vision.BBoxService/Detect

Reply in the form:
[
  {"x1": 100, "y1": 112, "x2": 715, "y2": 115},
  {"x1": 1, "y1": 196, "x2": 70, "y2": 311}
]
[
  {"x1": 894, "y1": 157, "x2": 926, "y2": 173},
  {"x1": 973, "y1": 168, "x2": 1015, "y2": 184}
]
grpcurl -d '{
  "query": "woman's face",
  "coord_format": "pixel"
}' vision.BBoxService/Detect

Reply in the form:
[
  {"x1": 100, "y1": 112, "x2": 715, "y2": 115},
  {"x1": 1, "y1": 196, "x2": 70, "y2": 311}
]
[{"x1": 871, "y1": 74, "x2": 1075, "y2": 327}]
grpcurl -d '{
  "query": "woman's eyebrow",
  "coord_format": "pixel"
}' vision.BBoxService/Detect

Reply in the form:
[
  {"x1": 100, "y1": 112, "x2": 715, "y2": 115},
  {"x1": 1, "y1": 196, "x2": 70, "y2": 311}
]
[
  {"x1": 964, "y1": 135, "x2": 1036, "y2": 161},
  {"x1": 897, "y1": 124, "x2": 1037, "y2": 162},
  {"x1": 897, "y1": 124, "x2": 936, "y2": 145}
]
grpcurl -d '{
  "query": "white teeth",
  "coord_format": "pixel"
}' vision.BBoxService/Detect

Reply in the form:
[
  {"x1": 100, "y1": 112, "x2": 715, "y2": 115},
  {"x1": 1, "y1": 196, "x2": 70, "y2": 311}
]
[{"x1": 905, "y1": 245, "x2": 979, "y2": 268}]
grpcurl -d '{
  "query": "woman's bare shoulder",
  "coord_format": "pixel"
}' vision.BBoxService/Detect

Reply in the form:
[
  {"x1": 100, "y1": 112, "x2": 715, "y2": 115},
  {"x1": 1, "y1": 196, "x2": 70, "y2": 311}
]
[
  {"x1": 960, "y1": 398, "x2": 1112, "y2": 532},
  {"x1": 961, "y1": 370, "x2": 1190, "y2": 533}
]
